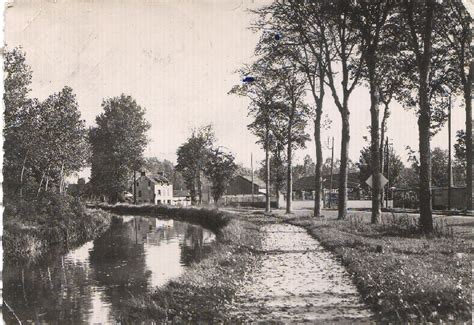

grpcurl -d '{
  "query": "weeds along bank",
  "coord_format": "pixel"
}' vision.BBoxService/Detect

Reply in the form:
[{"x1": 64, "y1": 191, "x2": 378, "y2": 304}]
[
  {"x1": 286, "y1": 214, "x2": 472, "y2": 323},
  {"x1": 96, "y1": 204, "x2": 262, "y2": 323},
  {"x1": 3, "y1": 193, "x2": 112, "y2": 263}
]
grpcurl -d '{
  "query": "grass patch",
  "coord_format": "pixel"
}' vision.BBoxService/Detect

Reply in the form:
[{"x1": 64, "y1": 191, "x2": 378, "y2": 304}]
[{"x1": 287, "y1": 213, "x2": 472, "y2": 323}]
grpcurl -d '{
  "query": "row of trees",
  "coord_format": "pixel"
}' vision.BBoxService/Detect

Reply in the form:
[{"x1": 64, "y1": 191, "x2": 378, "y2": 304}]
[
  {"x1": 4, "y1": 47, "x2": 153, "y2": 204},
  {"x1": 235, "y1": 0, "x2": 471, "y2": 232},
  {"x1": 176, "y1": 125, "x2": 238, "y2": 205},
  {"x1": 4, "y1": 48, "x2": 89, "y2": 203}
]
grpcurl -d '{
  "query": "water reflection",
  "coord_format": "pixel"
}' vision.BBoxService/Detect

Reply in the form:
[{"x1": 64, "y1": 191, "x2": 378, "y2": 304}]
[{"x1": 3, "y1": 216, "x2": 215, "y2": 324}]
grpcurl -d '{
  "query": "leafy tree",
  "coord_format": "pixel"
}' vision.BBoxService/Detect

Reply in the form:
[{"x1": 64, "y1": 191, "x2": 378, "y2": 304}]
[
  {"x1": 393, "y1": 0, "x2": 459, "y2": 232},
  {"x1": 176, "y1": 125, "x2": 215, "y2": 205},
  {"x1": 356, "y1": 145, "x2": 404, "y2": 192},
  {"x1": 252, "y1": 0, "x2": 327, "y2": 216},
  {"x1": 230, "y1": 58, "x2": 283, "y2": 213},
  {"x1": 437, "y1": 0, "x2": 472, "y2": 209},
  {"x1": 205, "y1": 148, "x2": 237, "y2": 204},
  {"x1": 89, "y1": 95, "x2": 150, "y2": 203},
  {"x1": 143, "y1": 158, "x2": 186, "y2": 190}
]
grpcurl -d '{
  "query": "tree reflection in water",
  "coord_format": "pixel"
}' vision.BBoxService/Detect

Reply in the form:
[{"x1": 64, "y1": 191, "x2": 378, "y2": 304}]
[{"x1": 3, "y1": 215, "x2": 215, "y2": 324}]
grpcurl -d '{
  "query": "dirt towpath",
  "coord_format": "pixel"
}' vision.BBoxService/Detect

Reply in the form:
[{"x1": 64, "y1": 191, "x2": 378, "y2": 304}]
[{"x1": 229, "y1": 223, "x2": 373, "y2": 323}]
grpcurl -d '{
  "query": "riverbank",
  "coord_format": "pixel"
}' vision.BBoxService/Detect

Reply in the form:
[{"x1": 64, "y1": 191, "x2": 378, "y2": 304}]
[
  {"x1": 286, "y1": 213, "x2": 472, "y2": 323},
  {"x1": 3, "y1": 194, "x2": 112, "y2": 263},
  {"x1": 96, "y1": 204, "x2": 262, "y2": 323}
]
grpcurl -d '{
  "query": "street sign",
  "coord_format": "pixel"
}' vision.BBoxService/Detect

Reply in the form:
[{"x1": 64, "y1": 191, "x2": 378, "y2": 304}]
[{"x1": 365, "y1": 174, "x2": 388, "y2": 189}]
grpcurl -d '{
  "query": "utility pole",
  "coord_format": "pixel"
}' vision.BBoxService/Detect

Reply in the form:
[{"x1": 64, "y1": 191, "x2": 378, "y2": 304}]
[
  {"x1": 448, "y1": 95, "x2": 452, "y2": 211},
  {"x1": 251, "y1": 152, "x2": 254, "y2": 203},
  {"x1": 329, "y1": 137, "x2": 334, "y2": 208},
  {"x1": 385, "y1": 138, "x2": 390, "y2": 208}
]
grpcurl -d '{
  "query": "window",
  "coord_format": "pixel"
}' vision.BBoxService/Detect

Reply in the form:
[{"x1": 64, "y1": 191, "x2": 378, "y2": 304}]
[
  {"x1": 148, "y1": 181, "x2": 151, "y2": 186},
  {"x1": 157, "y1": 190, "x2": 161, "y2": 195},
  {"x1": 138, "y1": 190, "x2": 142, "y2": 197},
  {"x1": 157, "y1": 200, "x2": 161, "y2": 204}
]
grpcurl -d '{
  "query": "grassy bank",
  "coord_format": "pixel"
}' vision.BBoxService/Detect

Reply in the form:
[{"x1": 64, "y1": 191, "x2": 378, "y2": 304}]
[
  {"x1": 286, "y1": 213, "x2": 472, "y2": 323},
  {"x1": 4, "y1": 194, "x2": 112, "y2": 262},
  {"x1": 96, "y1": 204, "x2": 262, "y2": 323}
]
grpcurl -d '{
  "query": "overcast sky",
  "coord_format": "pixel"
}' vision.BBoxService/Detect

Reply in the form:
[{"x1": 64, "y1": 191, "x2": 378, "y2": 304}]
[{"x1": 5, "y1": 0, "x2": 469, "y2": 180}]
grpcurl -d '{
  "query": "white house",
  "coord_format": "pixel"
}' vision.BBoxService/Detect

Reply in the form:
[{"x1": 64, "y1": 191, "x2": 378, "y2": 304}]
[{"x1": 133, "y1": 171, "x2": 173, "y2": 204}]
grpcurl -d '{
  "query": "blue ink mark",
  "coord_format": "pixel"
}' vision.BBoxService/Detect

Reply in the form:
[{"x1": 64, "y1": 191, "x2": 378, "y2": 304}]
[{"x1": 243, "y1": 76, "x2": 255, "y2": 83}]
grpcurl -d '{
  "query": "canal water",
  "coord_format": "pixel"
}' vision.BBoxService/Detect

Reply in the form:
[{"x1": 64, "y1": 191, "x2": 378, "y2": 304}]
[{"x1": 3, "y1": 215, "x2": 216, "y2": 324}]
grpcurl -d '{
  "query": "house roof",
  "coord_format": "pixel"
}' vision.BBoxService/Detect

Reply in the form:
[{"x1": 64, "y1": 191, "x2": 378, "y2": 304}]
[
  {"x1": 142, "y1": 174, "x2": 170, "y2": 184},
  {"x1": 238, "y1": 174, "x2": 266, "y2": 188},
  {"x1": 293, "y1": 173, "x2": 360, "y2": 191},
  {"x1": 173, "y1": 189, "x2": 190, "y2": 197}
]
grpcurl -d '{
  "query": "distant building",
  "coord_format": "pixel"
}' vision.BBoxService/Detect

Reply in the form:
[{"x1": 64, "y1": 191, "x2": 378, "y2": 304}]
[
  {"x1": 226, "y1": 175, "x2": 266, "y2": 196},
  {"x1": 133, "y1": 171, "x2": 173, "y2": 204},
  {"x1": 293, "y1": 172, "x2": 361, "y2": 201},
  {"x1": 66, "y1": 178, "x2": 87, "y2": 197},
  {"x1": 173, "y1": 189, "x2": 191, "y2": 206}
]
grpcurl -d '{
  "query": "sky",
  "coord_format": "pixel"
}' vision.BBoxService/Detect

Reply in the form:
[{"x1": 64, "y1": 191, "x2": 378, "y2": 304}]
[{"x1": 5, "y1": 0, "x2": 470, "y2": 180}]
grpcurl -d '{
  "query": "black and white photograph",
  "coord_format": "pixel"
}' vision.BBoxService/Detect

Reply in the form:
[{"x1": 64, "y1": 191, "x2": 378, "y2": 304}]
[{"x1": 1, "y1": 0, "x2": 473, "y2": 323}]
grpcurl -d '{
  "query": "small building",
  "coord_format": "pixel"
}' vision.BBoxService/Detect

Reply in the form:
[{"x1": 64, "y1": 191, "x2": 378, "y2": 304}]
[
  {"x1": 173, "y1": 189, "x2": 191, "y2": 206},
  {"x1": 226, "y1": 175, "x2": 266, "y2": 196},
  {"x1": 133, "y1": 171, "x2": 173, "y2": 205},
  {"x1": 66, "y1": 178, "x2": 87, "y2": 197},
  {"x1": 293, "y1": 172, "x2": 361, "y2": 202}
]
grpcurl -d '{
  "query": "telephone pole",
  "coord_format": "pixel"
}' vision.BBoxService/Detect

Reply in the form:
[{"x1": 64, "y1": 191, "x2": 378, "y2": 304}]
[
  {"x1": 251, "y1": 152, "x2": 254, "y2": 203},
  {"x1": 329, "y1": 137, "x2": 334, "y2": 208}
]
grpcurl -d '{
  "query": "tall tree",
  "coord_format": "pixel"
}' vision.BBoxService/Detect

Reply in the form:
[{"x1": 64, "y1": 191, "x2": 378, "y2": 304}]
[
  {"x1": 89, "y1": 95, "x2": 150, "y2": 203},
  {"x1": 352, "y1": 0, "x2": 393, "y2": 223},
  {"x1": 176, "y1": 125, "x2": 215, "y2": 205},
  {"x1": 205, "y1": 148, "x2": 238, "y2": 205},
  {"x1": 230, "y1": 59, "x2": 282, "y2": 213},
  {"x1": 437, "y1": 0, "x2": 472, "y2": 210},
  {"x1": 252, "y1": 0, "x2": 327, "y2": 217},
  {"x1": 395, "y1": 0, "x2": 458, "y2": 232}
]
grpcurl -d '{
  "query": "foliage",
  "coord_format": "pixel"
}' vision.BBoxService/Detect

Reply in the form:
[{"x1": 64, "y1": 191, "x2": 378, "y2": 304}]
[
  {"x1": 4, "y1": 193, "x2": 111, "y2": 262},
  {"x1": 3, "y1": 48, "x2": 89, "y2": 201},
  {"x1": 89, "y1": 94, "x2": 150, "y2": 203},
  {"x1": 205, "y1": 149, "x2": 238, "y2": 204},
  {"x1": 143, "y1": 157, "x2": 186, "y2": 190},
  {"x1": 176, "y1": 125, "x2": 215, "y2": 204},
  {"x1": 356, "y1": 145, "x2": 404, "y2": 190}
]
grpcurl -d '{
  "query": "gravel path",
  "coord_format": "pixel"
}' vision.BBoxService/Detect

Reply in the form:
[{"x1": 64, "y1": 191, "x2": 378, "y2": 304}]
[{"x1": 229, "y1": 223, "x2": 373, "y2": 323}]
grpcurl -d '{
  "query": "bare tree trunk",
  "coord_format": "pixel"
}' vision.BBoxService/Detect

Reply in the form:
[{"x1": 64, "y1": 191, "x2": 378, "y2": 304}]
[
  {"x1": 45, "y1": 166, "x2": 51, "y2": 192},
  {"x1": 380, "y1": 102, "x2": 390, "y2": 207},
  {"x1": 286, "y1": 126, "x2": 293, "y2": 214},
  {"x1": 314, "y1": 118, "x2": 323, "y2": 217},
  {"x1": 417, "y1": 0, "x2": 435, "y2": 233},
  {"x1": 265, "y1": 130, "x2": 271, "y2": 213},
  {"x1": 197, "y1": 171, "x2": 202, "y2": 205},
  {"x1": 59, "y1": 161, "x2": 65, "y2": 194},
  {"x1": 338, "y1": 109, "x2": 350, "y2": 219},
  {"x1": 37, "y1": 169, "x2": 46, "y2": 197},
  {"x1": 465, "y1": 61, "x2": 473, "y2": 211},
  {"x1": 368, "y1": 53, "x2": 382, "y2": 224},
  {"x1": 20, "y1": 154, "x2": 28, "y2": 198}
]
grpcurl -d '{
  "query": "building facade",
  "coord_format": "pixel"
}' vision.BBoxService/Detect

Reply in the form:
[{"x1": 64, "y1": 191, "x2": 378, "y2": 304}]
[{"x1": 134, "y1": 171, "x2": 173, "y2": 204}]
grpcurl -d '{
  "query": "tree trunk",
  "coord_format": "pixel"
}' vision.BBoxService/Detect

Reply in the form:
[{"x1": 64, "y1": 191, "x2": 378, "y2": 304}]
[
  {"x1": 265, "y1": 132, "x2": 271, "y2": 213},
  {"x1": 465, "y1": 61, "x2": 473, "y2": 211},
  {"x1": 380, "y1": 103, "x2": 390, "y2": 208},
  {"x1": 59, "y1": 161, "x2": 65, "y2": 194},
  {"x1": 37, "y1": 169, "x2": 46, "y2": 197},
  {"x1": 314, "y1": 117, "x2": 323, "y2": 217},
  {"x1": 20, "y1": 155, "x2": 28, "y2": 198},
  {"x1": 197, "y1": 171, "x2": 202, "y2": 205},
  {"x1": 417, "y1": 0, "x2": 434, "y2": 233},
  {"x1": 368, "y1": 53, "x2": 382, "y2": 224},
  {"x1": 338, "y1": 109, "x2": 350, "y2": 219},
  {"x1": 286, "y1": 137, "x2": 293, "y2": 214}
]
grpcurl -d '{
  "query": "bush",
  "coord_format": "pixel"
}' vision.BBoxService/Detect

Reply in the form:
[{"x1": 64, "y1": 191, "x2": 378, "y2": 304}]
[{"x1": 4, "y1": 193, "x2": 111, "y2": 262}]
